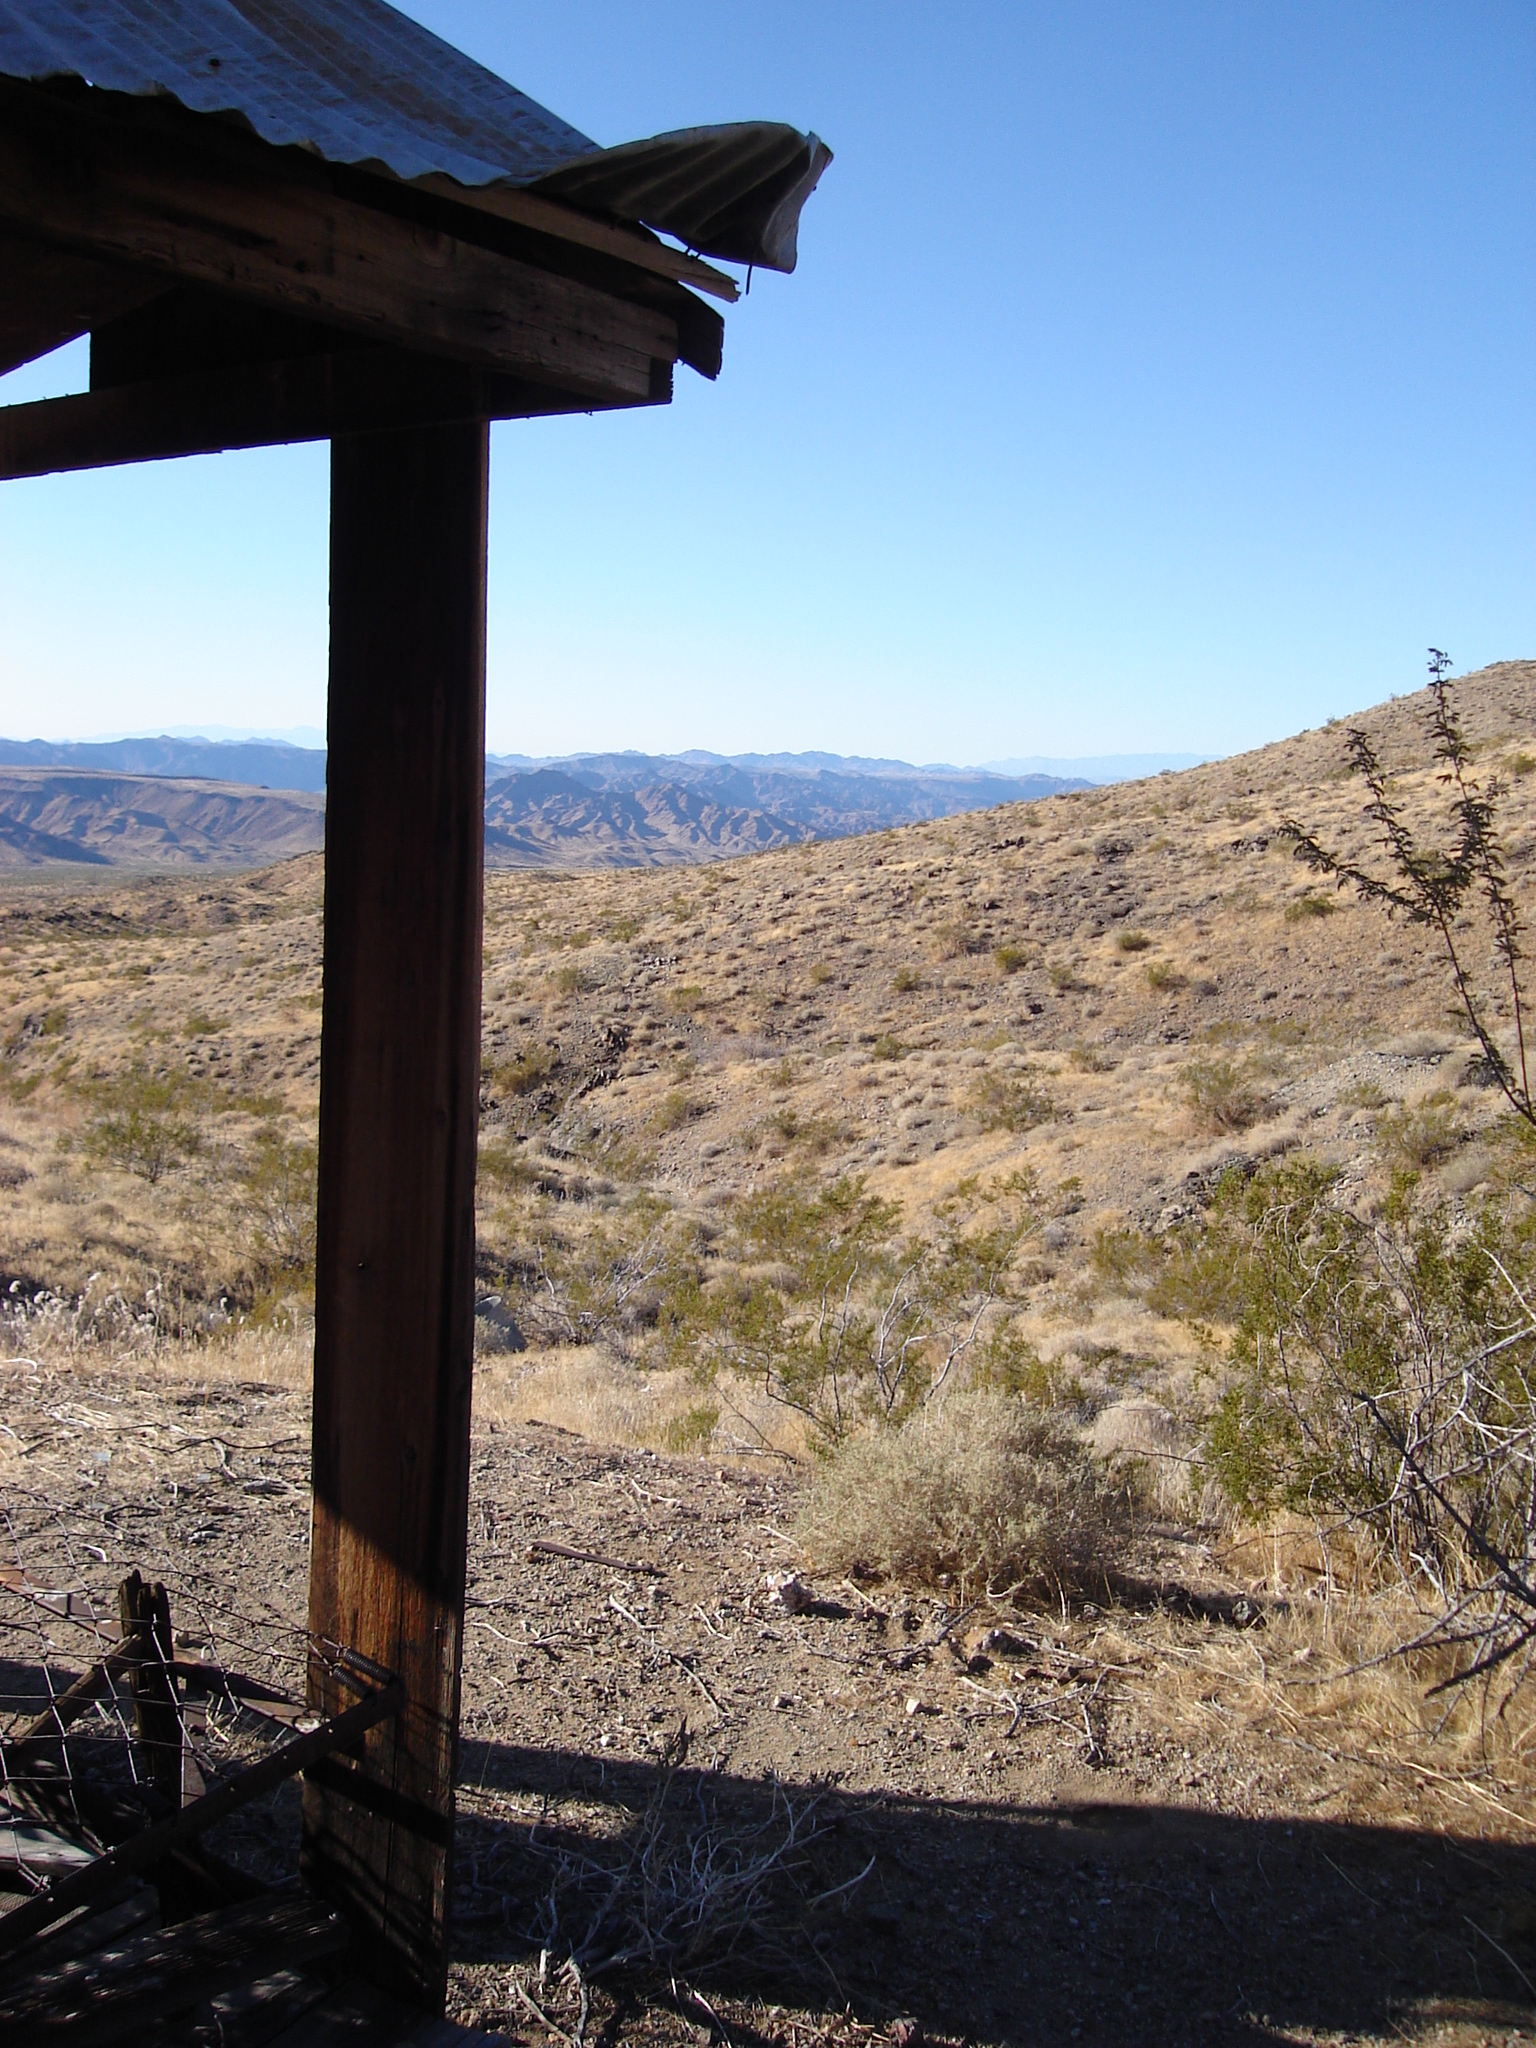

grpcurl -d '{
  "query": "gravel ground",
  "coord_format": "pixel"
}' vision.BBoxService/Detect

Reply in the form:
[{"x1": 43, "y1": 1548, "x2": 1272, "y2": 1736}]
[{"x1": 3, "y1": 1360, "x2": 1534, "y2": 2045}]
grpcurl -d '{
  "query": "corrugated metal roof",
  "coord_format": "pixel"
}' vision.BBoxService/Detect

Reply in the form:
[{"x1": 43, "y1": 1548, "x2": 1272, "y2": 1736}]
[
  {"x1": 534, "y1": 125, "x2": 833, "y2": 277},
  {"x1": 0, "y1": 0, "x2": 828, "y2": 272}
]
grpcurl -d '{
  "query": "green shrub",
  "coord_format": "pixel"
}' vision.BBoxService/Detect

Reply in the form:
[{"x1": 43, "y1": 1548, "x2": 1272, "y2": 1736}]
[
  {"x1": 239, "y1": 1126, "x2": 317, "y2": 1280},
  {"x1": 1115, "y1": 930, "x2": 1151, "y2": 954},
  {"x1": 700, "y1": 1175, "x2": 1036, "y2": 1441},
  {"x1": 1285, "y1": 893, "x2": 1337, "y2": 922},
  {"x1": 654, "y1": 1089, "x2": 697, "y2": 1134},
  {"x1": 661, "y1": 1403, "x2": 719, "y2": 1453},
  {"x1": 1165, "y1": 1156, "x2": 1536, "y2": 1697},
  {"x1": 1145, "y1": 960, "x2": 1184, "y2": 991},
  {"x1": 968, "y1": 1072, "x2": 1055, "y2": 1133},
  {"x1": 1182, "y1": 1057, "x2": 1271, "y2": 1132},
  {"x1": 478, "y1": 1139, "x2": 534, "y2": 1191},
  {"x1": 1068, "y1": 1044, "x2": 1115, "y2": 1073},
  {"x1": 892, "y1": 965, "x2": 922, "y2": 993},
  {"x1": 494, "y1": 1042, "x2": 556, "y2": 1097},
  {"x1": 1376, "y1": 1090, "x2": 1462, "y2": 1171},
  {"x1": 993, "y1": 944, "x2": 1027, "y2": 975},
  {"x1": 84, "y1": 1063, "x2": 202, "y2": 1184}
]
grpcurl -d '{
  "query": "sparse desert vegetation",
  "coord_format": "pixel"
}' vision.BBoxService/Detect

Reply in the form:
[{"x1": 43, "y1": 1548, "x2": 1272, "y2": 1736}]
[{"x1": 5, "y1": 659, "x2": 1536, "y2": 2040}]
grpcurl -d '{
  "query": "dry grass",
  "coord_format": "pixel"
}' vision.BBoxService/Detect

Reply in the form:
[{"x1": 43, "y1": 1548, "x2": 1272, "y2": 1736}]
[
  {"x1": 474, "y1": 1352, "x2": 805, "y2": 1464},
  {"x1": 0, "y1": 1295, "x2": 314, "y2": 1389},
  {"x1": 798, "y1": 1390, "x2": 1126, "y2": 1597}
]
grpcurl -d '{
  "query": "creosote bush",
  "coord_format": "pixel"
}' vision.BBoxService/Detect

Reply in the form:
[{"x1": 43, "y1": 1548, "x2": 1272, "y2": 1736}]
[
  {"x1": 696, "y1": 1173, "x2": 1036, "y2": 1442},
  {"x1": 238, "y1": 1126, "x2": 317, "y2": 1285},
  {"x1": 800, "y1": 1390, "x2": 1124, "y2": 1597},
  {"x1": 1285, "y1": 893, "x2": 1337, "y2": 923},
  {"x1": 83, "y1": 1063, "x2": 203, "y2": 1184},
  {"x1": 1181, "y1": 1056, "x2": 1271, "y2": 1133},
  {"x1": 1202, "y1": 1159, "x2": 1536, "y2": 1691},
  {"x1": 494, "y1": 1042, "x2": 556, "y2": 1097},
  {"x1": 967, "y1": 1071, "x2": 1055, "y2": 1134}
]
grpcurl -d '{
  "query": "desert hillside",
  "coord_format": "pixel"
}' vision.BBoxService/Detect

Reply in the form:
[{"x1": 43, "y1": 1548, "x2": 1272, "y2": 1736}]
[
  {"x1": 2, "y1": 660, "x2": 1531, "y2": 1338},
  {"x1": 4, "y1": 660, "x2": 1536, "y2": 2043}
]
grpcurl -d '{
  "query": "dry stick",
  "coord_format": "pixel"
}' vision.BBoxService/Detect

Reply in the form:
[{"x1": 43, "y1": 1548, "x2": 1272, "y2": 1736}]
[
  {"x1": 1465, "y1": 1915, "x2": 1536, "y2": 2000},
  {"x1": 609, "y1": 1596, "x2": 725, "y2": 1721},
  {"x1": 0, "y1": 1677, "x2": 402, "y2": 1953},
  {"x1": 515, "y1": 1979, "x2": 575, "y2": 2047},
  {"x1": 528, "y1": 1540, "x2": 663, "y2": 1577}
]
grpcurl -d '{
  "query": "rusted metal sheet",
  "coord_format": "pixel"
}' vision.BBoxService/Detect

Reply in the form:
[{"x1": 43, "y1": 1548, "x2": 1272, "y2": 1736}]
[{"x1": 0, "y1": 0, "x2": 829, "y2": 271}]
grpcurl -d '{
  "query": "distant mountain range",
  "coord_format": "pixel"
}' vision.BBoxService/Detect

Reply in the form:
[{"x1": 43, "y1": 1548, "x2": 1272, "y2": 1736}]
[
  {"x1": 0, "y1": 734, "x2": 1103, "y2": 871},
  {"x1": 0, "y1": 735, "x2": 329, "y2": 792},
  {"x1": 0, "y1": 768, "x2": 323, "y2": 870}
]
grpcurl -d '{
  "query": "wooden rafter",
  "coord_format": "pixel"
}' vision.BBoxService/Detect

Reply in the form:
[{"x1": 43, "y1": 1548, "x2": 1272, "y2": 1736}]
[{"x1": 0, "y1": 79, "x2": 708, "y2": 397}]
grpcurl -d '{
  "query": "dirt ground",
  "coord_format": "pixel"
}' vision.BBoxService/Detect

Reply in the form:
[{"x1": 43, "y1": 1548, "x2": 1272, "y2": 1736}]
[{"x1": 2, "y1": 1351, "x2": 1533, "y2": 2046}]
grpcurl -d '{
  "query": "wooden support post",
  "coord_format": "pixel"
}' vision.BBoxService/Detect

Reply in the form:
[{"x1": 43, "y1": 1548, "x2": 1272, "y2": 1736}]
[
  {"x1": 302, "y1": 418, "x2": 489, "y2": 2008},
  {"x1": 117, "y1": 1573, "x2": 179, "y2": 1806}
]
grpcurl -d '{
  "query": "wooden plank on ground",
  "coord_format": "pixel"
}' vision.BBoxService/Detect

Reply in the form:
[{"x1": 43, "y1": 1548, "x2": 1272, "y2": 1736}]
[
  {"x1": 302, "y1": 421, "x2": 488, "y2": 2010},
  {"x1": 0, "y1": 1887, "x2": 348, "y2": 2045}
]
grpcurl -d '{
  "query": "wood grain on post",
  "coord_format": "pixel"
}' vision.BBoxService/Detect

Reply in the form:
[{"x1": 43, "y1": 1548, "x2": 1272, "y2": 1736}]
[{"x1": 302, "y1": 417, "x2": 488, "y2": 2008}]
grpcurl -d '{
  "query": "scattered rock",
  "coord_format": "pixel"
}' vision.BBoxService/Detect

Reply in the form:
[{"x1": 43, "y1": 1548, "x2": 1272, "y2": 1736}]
[
  {"x1": 474, "y1": 1294, "x2": 526, "y2": 1356},
  {"x1": 973, "y1": 1627, "x2": 1033, "y2": 1660},
  {"x1": 760, "y1": 1571, "x2": 814, "y2": 1614}
]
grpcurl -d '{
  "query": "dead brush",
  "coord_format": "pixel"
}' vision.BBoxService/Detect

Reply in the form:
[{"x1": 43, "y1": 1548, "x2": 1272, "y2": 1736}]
[
  {"x1": 523, "y1": 1729, "x2": 842, "y2": 1981},
  {"x1": 798, "y1": 1389, "x2": 1128, "y2": 1597}
]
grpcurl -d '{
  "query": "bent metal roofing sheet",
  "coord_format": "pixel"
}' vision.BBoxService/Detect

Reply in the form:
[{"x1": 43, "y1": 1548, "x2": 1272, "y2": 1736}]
[{"x1": 0, "y1": 0, "x2": 829, "y2": 272}]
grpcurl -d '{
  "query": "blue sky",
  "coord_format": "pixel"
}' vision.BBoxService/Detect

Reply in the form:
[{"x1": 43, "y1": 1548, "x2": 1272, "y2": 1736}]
[{"x1": 0, "y1": 1, "x2": 1530, "y2": 764}]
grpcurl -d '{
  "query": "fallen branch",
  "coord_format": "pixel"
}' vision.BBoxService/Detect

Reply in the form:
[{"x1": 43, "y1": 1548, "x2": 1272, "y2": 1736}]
[{"x1": 528, "y1": 1540, "x2": 663, "y2": 1578}]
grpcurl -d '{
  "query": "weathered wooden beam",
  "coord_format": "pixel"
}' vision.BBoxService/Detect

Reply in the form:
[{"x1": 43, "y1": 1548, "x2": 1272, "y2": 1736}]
[
  {"x1": 0, "y1": 229, "x2": 164, "y2": 379},
  {"x1": 117, "y1": 1575, "x2": 179, "y2": 1808},
  {"x1": 302, "y1": 421, "x2": 488, "y2": 2009},
  {"x1": 0, "y1": 345, "x2": 667, "y2": 481},
  {"x1": 1, "y1": 1629, "x2": 150, "y2": 1766},
  {"x1": 412, "y1": 172, "x2": 741, "y2": 305},
  {"x1": 0, "y1": 80, "x2": 678, "y2": 397}
]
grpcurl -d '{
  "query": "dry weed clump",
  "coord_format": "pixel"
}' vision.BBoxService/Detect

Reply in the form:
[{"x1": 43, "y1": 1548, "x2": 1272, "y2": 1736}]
[
  {"x1": 799, "y1": 1390, "x2": 1126, "y2": 1596},
  {"x1": 1181, "y1": 1055, "x2": 1272, "y2": 1132},
  {"x1": 0, "y1": 1293, "x2": 313, "y2": 1387}
]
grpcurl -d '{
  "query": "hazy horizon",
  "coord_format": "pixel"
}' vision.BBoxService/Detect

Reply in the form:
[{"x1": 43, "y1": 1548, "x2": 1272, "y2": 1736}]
[{"x1": 0, "y1": 724, "x2": 1207, "y2": 784}]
